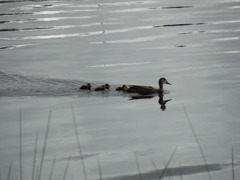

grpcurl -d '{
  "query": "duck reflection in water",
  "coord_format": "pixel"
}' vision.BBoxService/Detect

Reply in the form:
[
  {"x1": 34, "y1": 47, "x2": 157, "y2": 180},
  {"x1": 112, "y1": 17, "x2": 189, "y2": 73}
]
[
  {"x1": 127, "y1": 77, "x2": 172, "y2": 110},
  {"x1": 158, "y1": 93, "x2": 172, "y2": 111},
  {"x1": 130, "y1": 93, "x2": 172, "y2": 111}
]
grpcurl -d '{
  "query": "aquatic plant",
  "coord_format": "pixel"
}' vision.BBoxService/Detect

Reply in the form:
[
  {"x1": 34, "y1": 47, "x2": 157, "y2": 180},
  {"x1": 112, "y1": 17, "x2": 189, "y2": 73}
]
[{"x1": 2, "y1": 108, "x2": 237, "y2": 180}]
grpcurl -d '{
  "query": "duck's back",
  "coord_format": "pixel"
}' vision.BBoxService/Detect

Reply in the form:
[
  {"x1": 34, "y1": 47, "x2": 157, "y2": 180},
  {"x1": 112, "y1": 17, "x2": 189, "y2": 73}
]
[{"x1": 127, "y1": 85, "x2": 158, "y2": 95}]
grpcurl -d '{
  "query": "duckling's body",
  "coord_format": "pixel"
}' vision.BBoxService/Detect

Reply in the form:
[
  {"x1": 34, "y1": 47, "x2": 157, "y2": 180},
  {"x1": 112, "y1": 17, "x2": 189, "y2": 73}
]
[
  {"x1": 80, "y1": 83, "x2": 91, "y2": 90},
  {"x1": 94, "y1": 85, "x2": 105, "y2": 91},
  {"x1": 116, "y1": 85, "x2": 128, "y2": 92},
  {"x1": 127, "y1": 77, "x2": 171, "y2": 95},
  {"x1": 94, "y1": 84, "x2": 110, "y2": 91},
  {"x1": 104, "y1": 84, "x2": 110, "y2": 90}
]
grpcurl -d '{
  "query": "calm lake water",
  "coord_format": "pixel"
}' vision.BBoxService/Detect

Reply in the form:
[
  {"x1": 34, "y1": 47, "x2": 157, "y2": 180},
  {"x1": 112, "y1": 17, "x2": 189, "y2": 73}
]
[{"x1": 1, "y1": 0, "x2": 240, "y2": 179}]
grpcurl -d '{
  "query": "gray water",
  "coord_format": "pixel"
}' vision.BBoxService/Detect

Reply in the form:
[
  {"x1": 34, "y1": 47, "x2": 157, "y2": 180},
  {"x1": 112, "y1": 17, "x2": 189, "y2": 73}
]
[{"x1": 1, "y1": 0, "x2": 240, "y2": 179}]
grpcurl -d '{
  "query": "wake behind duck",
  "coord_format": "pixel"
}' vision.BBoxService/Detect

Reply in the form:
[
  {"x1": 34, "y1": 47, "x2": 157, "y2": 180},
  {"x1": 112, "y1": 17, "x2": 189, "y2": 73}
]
[{"x1": 79, "y1": 77, "x2": 171, "y2": 95}]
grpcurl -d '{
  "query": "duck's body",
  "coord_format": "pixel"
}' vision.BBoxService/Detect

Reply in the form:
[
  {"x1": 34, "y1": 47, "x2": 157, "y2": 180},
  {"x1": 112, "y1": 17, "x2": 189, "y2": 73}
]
[
  {"x1": 127, "y1": 85, "x2": 159, "y2": 95},
  {"x1": 116, "y1": 85, "x2": 128, "y2": 92},
  {"x1": 80, "y1": 83, "x2": 91, "y2": 90},
  {"x1": 127, "y1": 77, "x2": 171, "y2": 95},
  {"x1": 94, "y1": 84, "x2": 110, "y2": 91}
]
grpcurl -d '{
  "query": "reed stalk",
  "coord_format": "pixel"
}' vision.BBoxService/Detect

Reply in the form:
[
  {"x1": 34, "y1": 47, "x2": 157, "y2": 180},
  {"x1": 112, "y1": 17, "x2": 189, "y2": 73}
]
[
  {"x1": 183, "y1": 105, "x2": 212, "y2": 180},
  {"x1": 48, "y1": 156, "x2": 56, "y2": 180},
  {"x1": 179, "y1": 163, "x2": 183, "y2": 180},
  {"x1": 7, "y1": 164, "x2": 12, "y2": 180},
  {"x1": 134, "y1": 152, "x2": 142, "y2": 180},
  {"x1": 71, "y1": 104, "x2": 88, "y2": 180},
  {"x1": 151, "y1": 160, "x2": 158, "y2": 171},
  {"x1": 31, "y1": 133, "x2": 39, "y2": 180},
  {"x1": 35, "y1": 164, "x2": 39, "y2": 180},
  {"x1": 159, "y1": 147, "x2": 177, "y2": 180},
  {"x1": 38, "y1": 110, "x2": 52, "y2": 180},
  {"x1": 97, "y1": 157, "x2": 103, "y2": 180},
  {"x1": 19, "y1": 110, "x2": 23, "y2": 180},
  {"x1": 62, "y1": 157, "x2": 71, "y2": 180},
  {"x1": 163, "y1": 161, "x2": 173, "y2": 180},
  {"x1": 232, "y1": 146, "x2": 235, "y2": 180}
]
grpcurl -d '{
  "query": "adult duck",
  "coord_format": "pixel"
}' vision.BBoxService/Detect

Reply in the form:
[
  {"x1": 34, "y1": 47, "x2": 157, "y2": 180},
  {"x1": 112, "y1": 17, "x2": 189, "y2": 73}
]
[{"x1": 127, "y1": 77, "x2": 171, "y2": 95}]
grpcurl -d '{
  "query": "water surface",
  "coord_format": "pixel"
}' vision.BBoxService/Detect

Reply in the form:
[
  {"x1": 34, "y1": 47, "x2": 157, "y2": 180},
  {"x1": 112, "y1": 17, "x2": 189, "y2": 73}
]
[{"x1": 0, "y1": 0, "x2": 240, "y2": 179}]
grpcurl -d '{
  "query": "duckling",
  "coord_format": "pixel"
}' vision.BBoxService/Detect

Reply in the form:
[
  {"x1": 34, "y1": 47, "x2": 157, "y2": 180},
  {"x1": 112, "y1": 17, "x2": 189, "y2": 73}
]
[
  {"x1": 127, "y1": 77, "x2": 171, "y2": 95},
  {"x1": 80, "y1": 83, "x2": 91, "y2": 90},
  {"x1": 94, "y1": 85, "x2": 105, "y2": 91},
  {"x1": 116, "y1": 85, "x2": 128, "y2": 92},
  {"x1": 94, "y1": 84, "x2": 110, "y2": 91},
  {"x1": 104, "y1": 84, "x2": 110, "y2": 90}
]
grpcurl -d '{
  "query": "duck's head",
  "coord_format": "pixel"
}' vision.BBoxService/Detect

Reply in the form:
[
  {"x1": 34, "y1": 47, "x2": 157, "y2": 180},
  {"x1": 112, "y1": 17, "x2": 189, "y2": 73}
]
[
  {"x1": 104, "y1": 84, "x2": 110, "y2": 89},
  {"x1": 159, "y1": 77, "x2": 171, "y2": 88},
  {"x1": 87, "y1": 83, "x2": 91, "y2": 87}
]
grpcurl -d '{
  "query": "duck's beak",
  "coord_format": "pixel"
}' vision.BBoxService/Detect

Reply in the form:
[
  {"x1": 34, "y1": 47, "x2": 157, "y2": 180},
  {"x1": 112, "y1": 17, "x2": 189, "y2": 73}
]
[{"x1": 165, "y1": 81, "x2": 171, "y2": 85}]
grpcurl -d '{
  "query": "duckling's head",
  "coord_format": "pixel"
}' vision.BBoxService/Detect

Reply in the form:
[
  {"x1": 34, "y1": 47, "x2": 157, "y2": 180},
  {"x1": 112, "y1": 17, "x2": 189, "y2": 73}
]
[
  {"x1": 104, "y1": 84, "x2": 110, "y2": 89},
  {"x1": 159, "y1": 77, "x2": 171, "y2": 89},
  {"x1": 122, "y1": 85, "x2": 127, "y2": 88},
  {"x1": 87, "y1": 83, "x2": 91, "y2": 87}
]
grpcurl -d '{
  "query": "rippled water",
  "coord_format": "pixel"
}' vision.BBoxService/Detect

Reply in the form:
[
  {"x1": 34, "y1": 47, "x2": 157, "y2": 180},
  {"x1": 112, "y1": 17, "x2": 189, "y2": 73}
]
[{"x1": 1, "y1": 0, "x2": 240, "y2": 180}]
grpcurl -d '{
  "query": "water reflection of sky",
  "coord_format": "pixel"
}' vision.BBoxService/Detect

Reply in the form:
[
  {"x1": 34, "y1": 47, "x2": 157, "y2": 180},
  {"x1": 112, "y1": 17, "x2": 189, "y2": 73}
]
[{"x1": 0, "y1": 0, "x2": 240, "y2": 179}]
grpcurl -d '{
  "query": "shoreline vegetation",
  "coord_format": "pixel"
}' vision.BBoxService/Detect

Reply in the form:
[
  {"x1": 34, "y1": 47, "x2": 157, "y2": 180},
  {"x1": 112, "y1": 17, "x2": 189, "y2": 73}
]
[{"x1": 2, "y1": 106, "x2": 237, "y2": 180}]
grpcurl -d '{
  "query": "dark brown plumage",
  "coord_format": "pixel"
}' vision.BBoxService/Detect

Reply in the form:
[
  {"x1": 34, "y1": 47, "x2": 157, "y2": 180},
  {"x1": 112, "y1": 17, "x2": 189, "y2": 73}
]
[
  {"x1": 80, "y1": 83, "x2": 91, "y2": 90},
  {"x1": 127, "y1": 77, "x2": 171, "y2": 95},
  {"x1": 94, "y1": 84, "x2": 110, "y2": 91},
  {"x1": 116, "y1": 85, "x2": 128, "y2": 91},
  {"x1": 104, "y1": 84, "x2": 110, "y2": 90}
]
